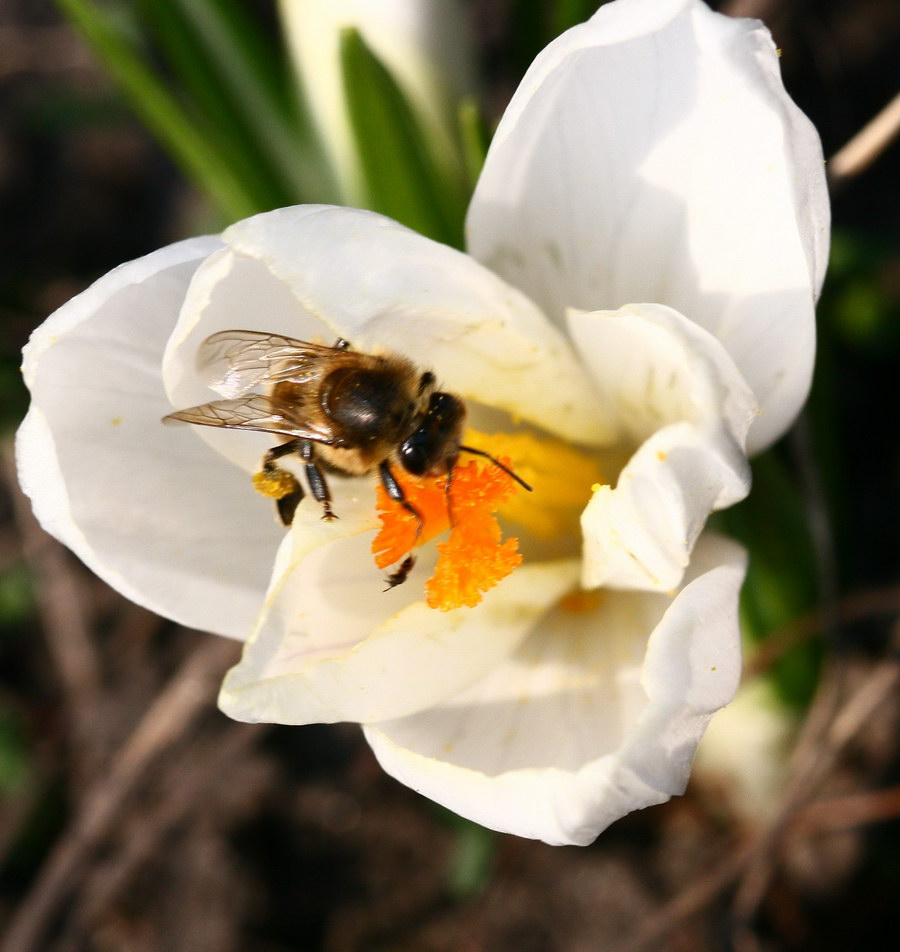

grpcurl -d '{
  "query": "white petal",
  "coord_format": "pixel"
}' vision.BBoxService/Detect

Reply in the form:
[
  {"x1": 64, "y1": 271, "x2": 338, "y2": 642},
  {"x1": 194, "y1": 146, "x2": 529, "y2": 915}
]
[
  {"x1": 176, "y1": 205, "x2": 611, "y2": 447},
  {"x1": 570, "y1": 303, "x2": 755, "y2": 591},
  {"x1": 364, "y1": 533, "x2": 745, "y2": 845},
  {"x1": 220, "y1": 489, "x2": 581, "y2": 724},
  {"x1": 467, "y1": 0, "x2": 828, "y2": 451},
  {"x1": 17, "y1": 237, "x2": 284, "y2": 639},
  {"x1": 162, "y1": 245, "x2": 342, "y2": 473}
]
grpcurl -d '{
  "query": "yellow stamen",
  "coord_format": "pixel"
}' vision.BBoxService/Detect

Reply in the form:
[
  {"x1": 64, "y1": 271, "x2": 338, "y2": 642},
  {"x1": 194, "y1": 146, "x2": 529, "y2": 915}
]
[
  {"x1": 427, "y1": 514, "x2": 521, "y2": 610},
  {"x1": 253, "y1": 467, "x2": 299, "y2": 500},
  {"x1": 463, "y1": 430, "x2": 607, "y2": 539},
  {"x1": 371, "y1": 429, "x2": 608, "y2": 611},
  {"x1": 372, "y1": 458, "x2": 523, "y2": 612}
]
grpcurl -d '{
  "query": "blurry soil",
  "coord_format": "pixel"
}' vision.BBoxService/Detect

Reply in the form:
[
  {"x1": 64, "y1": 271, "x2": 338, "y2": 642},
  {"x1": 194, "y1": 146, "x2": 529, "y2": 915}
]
[{"x1": 1, "y1": 1, "x2": 900, "y2": 950}]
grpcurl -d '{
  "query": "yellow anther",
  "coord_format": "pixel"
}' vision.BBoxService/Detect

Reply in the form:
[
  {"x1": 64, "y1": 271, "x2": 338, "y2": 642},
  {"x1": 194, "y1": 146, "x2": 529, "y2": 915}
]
[{"x1": 465, "y1": 430, "x2": 606, "y2": 540}]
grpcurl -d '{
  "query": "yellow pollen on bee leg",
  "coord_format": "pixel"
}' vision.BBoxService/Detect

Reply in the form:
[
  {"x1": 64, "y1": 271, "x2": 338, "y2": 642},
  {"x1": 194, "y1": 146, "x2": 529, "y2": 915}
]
[{"x1": 252, "y1": 468, "x2": 299, "y2": 500}]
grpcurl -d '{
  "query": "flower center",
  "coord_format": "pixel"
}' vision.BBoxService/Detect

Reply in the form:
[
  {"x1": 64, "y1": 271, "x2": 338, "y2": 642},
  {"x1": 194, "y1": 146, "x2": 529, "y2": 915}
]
[
  {"x1": 372, "y1": 429, "x2": 606, "y2": 612},
  {"x1": 464, "y1": 430, "x2": 607, "y2": 542}
]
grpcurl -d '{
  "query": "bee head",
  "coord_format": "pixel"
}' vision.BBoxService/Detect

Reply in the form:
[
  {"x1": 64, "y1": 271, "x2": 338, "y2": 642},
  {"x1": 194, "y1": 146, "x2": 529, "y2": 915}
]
[{"x1": 398, "y1": 392, "x2": 465, "y2": 476}]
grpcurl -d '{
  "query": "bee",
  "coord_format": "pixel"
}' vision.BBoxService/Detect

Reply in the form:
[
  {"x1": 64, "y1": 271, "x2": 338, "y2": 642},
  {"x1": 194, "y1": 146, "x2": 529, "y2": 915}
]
[{"x1": 163, "y1": 331, "x2": 530, "y2": 563}]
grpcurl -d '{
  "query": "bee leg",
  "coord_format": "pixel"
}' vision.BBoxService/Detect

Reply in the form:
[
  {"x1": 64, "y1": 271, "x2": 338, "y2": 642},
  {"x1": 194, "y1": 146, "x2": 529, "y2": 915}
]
[
  {"x1": 300, "y1": 439, "x2": 336, "y2": 520},
  {"x1": 383, "y1": 555, "x2": 415, "y2": 592},
  {"x1": 378, "y1": 461, "x2": 423, "y2": 539},
  {"x1": 258, "y1": 440, "x2": 304, "y2": 527},
  {"x1": 265, "y1": 439, "x2": 300, "y2": 463},
  {"x1": 275, "y1": 487, "x2": 304, "y2": 527}
]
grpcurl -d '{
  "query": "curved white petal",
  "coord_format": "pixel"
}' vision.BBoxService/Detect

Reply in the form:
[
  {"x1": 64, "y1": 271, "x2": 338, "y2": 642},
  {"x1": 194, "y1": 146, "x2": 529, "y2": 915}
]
[
  {"x1": 364, "y1": 533, "x2": 745, "y2": 845},
  {"x1": 167, "y1": 205, "x2": 610, "y2": 447},
  {"x1": 162, "y1": 245, "x2": 342, "y2": 473},
  {"x1": 570, "y1": 303, "x2": 755, "y2": 591},
  {"x1": 17, "y1": 237, "x2": 284, "y2": 639},
  {"x1": 220, "y1": 500, "x2": 581, "y2": 723},
  {"x1": 467, "y1": 0, "x2": 828, "y2": 452}
]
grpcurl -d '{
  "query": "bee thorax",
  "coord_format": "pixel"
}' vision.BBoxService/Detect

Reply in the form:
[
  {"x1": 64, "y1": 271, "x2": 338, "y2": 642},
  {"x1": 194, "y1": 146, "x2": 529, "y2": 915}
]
[{"x1": 321, "y1": 367, "x2": 418, "y2": 442}]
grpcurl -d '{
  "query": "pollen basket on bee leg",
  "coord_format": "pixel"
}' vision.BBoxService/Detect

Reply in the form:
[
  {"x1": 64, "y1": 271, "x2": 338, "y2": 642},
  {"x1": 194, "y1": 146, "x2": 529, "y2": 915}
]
[{"x1": 252, "y1": 468, "x2": 300, "y2": 500}]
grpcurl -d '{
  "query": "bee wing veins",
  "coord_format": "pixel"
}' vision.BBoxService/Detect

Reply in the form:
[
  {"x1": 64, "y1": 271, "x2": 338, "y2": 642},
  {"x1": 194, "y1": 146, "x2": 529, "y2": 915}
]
[
  {"x1": 197, "y1": 330, "x2": 347, "y2": 398},
  {"x1": 163, "y1": 394, "x2": 336, "y2": 443}
]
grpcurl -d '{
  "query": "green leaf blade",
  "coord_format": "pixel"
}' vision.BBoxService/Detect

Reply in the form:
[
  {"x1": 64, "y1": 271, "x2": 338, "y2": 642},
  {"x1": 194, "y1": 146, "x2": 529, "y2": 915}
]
[
  {"x1": 56, "y1": 0, "x2": 264, "y2": 221},
  {"x1": 340, "y1": 27, "x2": 466, "y2": 248}
]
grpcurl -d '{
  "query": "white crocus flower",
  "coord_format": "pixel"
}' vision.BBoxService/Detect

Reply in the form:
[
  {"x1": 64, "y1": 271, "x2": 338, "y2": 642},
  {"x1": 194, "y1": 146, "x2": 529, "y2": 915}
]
[
  {"x1": 16, "y1": 0, "x2": 827, "y2": 845},
  {"x1": 280, "y1": 0, "x2": 475, "y2": 205}
]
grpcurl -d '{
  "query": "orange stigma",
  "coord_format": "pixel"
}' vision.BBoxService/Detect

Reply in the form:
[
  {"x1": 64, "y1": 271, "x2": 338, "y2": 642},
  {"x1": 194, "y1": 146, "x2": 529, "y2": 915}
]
[{"x1": 372, "y1": 458, "x2": 524, "y2": 611}]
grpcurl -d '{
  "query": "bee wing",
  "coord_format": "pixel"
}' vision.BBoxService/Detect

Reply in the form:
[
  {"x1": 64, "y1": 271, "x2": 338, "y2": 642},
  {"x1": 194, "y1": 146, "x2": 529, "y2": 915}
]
[
  {"x1": 163, "y1": 394, "x2": 337, "y2": 443},
  {"x1": 196, "y1": 330, "x2": 356, "y2": 398}
]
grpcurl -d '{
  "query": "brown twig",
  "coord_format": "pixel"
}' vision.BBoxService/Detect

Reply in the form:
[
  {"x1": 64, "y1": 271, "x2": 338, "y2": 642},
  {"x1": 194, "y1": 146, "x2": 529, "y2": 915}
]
[
  {"x1": 0, "y1": 635, "x2": 240, "y2": 952},
  {"x1": 791, "y1": 783, "x2": 900, "y2": 836},
  {"x1": 730, "y1": 632, "x2": 900, "y2": 941},
  {"x1": 68, "y1": 720, "x2": 267, "y2": 940},
  {"x1": 2, "y1": 442, "x2": 102, "y2": 766},
  {"x1": 611, "y1": 841, "x2": 753, "y2": 952},
  {"x1": 615, "y1": 627, "x2": 900, "y2": 952},
  {"x1": 828, "y1": 90, "x2": 900, "y2": 185},
  {"x1": 744, "y1": 584, "x2": 900, "y2": 679}
]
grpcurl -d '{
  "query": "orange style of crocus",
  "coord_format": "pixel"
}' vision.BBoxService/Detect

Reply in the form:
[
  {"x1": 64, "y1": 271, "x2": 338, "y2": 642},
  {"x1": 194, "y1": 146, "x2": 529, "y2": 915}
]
[{"x1": 371, "y1": 457, "x2": 524, "y2": 611}]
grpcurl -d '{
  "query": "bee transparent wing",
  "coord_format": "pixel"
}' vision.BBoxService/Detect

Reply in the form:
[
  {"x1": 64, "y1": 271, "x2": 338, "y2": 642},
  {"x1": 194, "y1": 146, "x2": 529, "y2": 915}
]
[
  {"x1": 196, "y1": 329, "x2": 355, "y2": 398},
  {"x1": 163, "y1": 394, "x2": 337, "y2": 443}
]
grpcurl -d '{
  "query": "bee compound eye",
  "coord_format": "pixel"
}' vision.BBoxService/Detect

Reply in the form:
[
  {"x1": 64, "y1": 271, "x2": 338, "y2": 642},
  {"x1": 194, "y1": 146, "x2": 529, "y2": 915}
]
[{"x1": 398, "y1": 437, "x2": 430, "y2": 476}]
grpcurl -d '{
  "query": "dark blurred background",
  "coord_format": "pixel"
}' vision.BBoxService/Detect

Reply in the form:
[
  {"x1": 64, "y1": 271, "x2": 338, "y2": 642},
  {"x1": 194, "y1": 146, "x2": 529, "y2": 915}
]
[{"x1": 0, "y1": 1, "x2": 899, "y2": 950}]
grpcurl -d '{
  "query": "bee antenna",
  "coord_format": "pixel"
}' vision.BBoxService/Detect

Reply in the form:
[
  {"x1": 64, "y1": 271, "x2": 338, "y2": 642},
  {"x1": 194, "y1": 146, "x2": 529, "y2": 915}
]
[{"x1": 458, "y1": 445, "x2": 533, "y2": 492}]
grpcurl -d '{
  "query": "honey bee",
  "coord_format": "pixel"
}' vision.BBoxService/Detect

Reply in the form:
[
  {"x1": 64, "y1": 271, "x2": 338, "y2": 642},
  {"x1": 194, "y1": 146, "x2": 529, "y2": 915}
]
[{"x1": 163, "y1": 330, "x2": 530, "y2": 551}]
